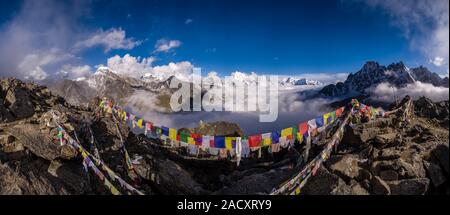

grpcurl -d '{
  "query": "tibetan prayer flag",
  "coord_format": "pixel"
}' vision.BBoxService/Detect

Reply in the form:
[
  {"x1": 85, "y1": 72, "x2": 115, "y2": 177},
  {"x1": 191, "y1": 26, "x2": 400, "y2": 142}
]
[
  {"x1": 295, "y1": 187, "x2": 301, "y2": 195},
  {"x1": 209, "y1": 136, "x2": 215, "y2": 147},
  {"x1": 323, "y1": 112, "x2": 331, "y2": 125},
  {"x1": 315, "y1": 116, "x2": 324, "y2": 128},
  {"x1": 122, "y1": 110, "x2": 127, "y2": 121},
  {"x1": 292, "y1": 126, "x2": 297, "y2": 140},
  {"x1": 308, "y1": 119, "x2": 317, "y2": 130},
  {"x1": 271, "y1": 131, "x2": 280, "y2": 144},
  {"x1": 161, "y1": 126, "x2": 169, "y2": 136},
  {"x1": 299, "y1": 122, "x2": 308, "y2": 135},
  {"x1": 297, "y1": 132, "x2": 303, "y2": 143},
  {"x1": 330, "y1": 111, "x2": 336, "y2": 122},
  {"x1": 202, "y1": 136, "x2": 211, "y2": 148},
  {"x1": 281, "y1": 127, "x2": 293, "y2": 140},
  {"x1": 145, "y1": 121, "x2": 153, "y2": 132},
  {"x1": 336, "y1": 107, "x2": 344, "y2": 118},
  {"x1": 180, "y1": 131, "x2": 189, "y2": 143},
  {"x1": 371, "y1": 107, "x2": 377, "y2": 119},
  {"x1": 215, "y1": 136, "x2": 225, "y2": 148},
  {"x1": 225, "y1": 137, "x2": 236, "y2": 150},
  {"x1": 155, "y1": 127, "x2": 162, "y2": 135},
  {"x1": 261, "y1": 132, "x2": 272, "y2": 146},
  {"x1": 137, "y1": 119, "x2": 144, "y2": 128},
  {"x1": 169, "y1": 128, "x2": 177, "y2": 141},
  {"x1": 188, "y1": 137, "x2": 195, "y2": 145},
  {"x1": 104, "y1": 180, "x2": 121, "y2": 195},
  {"x1": 191, "y1": 133, "x2": 202, "y2": 146},
  {"x1": 248, "y1": 135, "x2": 262, "y2": 148}
]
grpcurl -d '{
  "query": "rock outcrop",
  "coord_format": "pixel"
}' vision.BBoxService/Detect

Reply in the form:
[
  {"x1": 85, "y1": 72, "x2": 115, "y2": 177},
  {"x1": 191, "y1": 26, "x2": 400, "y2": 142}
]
[{"x1": 301, "y1": 98, "x2": 449, "y2": 195}]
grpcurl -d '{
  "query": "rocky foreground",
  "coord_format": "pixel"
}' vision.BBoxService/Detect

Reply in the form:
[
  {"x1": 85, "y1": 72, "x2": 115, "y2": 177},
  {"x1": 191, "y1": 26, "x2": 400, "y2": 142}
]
[{"x1": 0, "y1": 78, "x2": 449, "y2": 195}]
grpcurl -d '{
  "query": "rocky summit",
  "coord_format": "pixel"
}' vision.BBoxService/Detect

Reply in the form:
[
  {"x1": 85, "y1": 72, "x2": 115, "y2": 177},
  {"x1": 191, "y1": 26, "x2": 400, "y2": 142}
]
[{"x1": 0, "y1": 78, "x2": 448, "y2": 195}]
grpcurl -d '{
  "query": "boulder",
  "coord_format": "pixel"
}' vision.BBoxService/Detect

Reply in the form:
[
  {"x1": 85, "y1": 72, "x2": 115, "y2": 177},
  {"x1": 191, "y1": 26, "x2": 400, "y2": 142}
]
[
  {"x1": 326, "y1": 154, "x2": 364, "y2": 182},
  {"x1": 342, "y1": 125, "x2": 379, "y2": 147},
  {"x1": 0, "y1": 161, "x2": 70, "y2": 195},
  {"x1": 349, "y1": 182, "x2": 370, "y2": 195},
  {"x1": 0, "y1": 104, "x2": 14, "y2": 122},
  {"x1": 216, "y1": 169, "x2": 287, "y2": 195},
  {"x1": 301, "y1": 167, "x2": 349, "y2": 195},
  {"x1": 372, "y1": 157, "x2": 426, "y2": 180},
  {"x1": 376, "y1": 148, "x2": 401, "y2": 160},
  {"x1": 431, "y1": 144, "x2": 449, "y2": 175},
  {"x1": 379, "y1": 170, "x2": 399, "y2": 181},
  {"x1": 4, "y1": 87, "x2": 35, "y2": 119},
  {"x1": 371, "y1": 176, "x2": 391, "y2": 195},
  {"x1": 8, "y1": 125, "x2": 78, "y2": 161},
  {"x1": 423, "y1": 161, "x2": 446, "y2": 188},
  {"x1": 373, "y1": 133, "x2": 397, "y2": 146},
  {"x1": 414, "y1": 97, "x2": 449, "y2": 119},
  {"x1": 387, "y1": 178, "x2": 430, "y2": 195},
  {"x1": 154, "y1": 158, "x2": 208, "y2": 195}
]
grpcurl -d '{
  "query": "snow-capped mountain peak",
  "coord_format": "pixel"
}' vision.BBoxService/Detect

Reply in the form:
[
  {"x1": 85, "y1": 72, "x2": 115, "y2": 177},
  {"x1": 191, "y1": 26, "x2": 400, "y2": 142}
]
[{"x1": 319, "y1": 61, "x2": 448, "y2": 97}]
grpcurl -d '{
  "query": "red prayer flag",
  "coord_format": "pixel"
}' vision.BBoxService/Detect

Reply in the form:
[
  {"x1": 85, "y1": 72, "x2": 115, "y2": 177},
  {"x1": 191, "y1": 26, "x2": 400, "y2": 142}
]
[
  {"x1": 249, "y1": 135, "x2": 262, "y2": 147},
  {"x1": 299, "y1": 122, "x2": 308, "y2": 135},
  {"x1": 336, "y1": 107, "x2": 343, "y2": 118},
  {"x1": 209, "y1": 138, "x2": 215, "y2": 147}
]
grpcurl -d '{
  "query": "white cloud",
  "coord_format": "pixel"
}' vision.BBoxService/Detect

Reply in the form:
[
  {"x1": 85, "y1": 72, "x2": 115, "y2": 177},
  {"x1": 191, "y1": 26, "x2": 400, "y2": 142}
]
[
  {"x1": 153, "y1": 38, "x2": 182, "y2": 53},
  {"x1": 18, "y1": 50, "x2": 75, "y2": 81},
  {"x1": 185, "y1": 18, "x2": 193, "y2": 25},
  {"x1": 0, "y1": 1, "x2": 145, "y2": 82},
  {"x1": 105, "y1": 54, "x2": 155, "y2": 78},
  {"x1": 0, "y1": 0, "x2": 91, "y2": 81},
  {"x1": 431, "y1": 56, "x2": 445, "y2": 67},
  {"x1": 368, "y1": 81, "x2": 449, "y2": 102},
  {"x1": 104, "y1": 54, "x2": 193, "y2": 81},
  {"x1": 58, "y1": 64, "x2": 93, "y2": 81},
  {"x1": 358, "y1": 0, "x2": 449, "y2": 70},
  {"x1": 152, "y1": 61, "x2": 194, "y2": 80},
  {"x1": 75, "y1": 28, "x2": 142, "y2": 52}
]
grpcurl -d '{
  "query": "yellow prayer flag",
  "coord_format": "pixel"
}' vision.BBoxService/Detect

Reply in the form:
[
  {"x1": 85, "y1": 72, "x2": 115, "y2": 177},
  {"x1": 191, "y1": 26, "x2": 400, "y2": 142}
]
[
  {"x1": 188, "y1": 137, "x2": 195, "y2": 145},
  {"x1": 122, "y1": 110, "x2": 127, "y2": 121},
  {"x1": 295, "y1": 187, "x2": 301, "y2": 195},
  {"x1": 281, "y1": 127, "x2": 293, "y2": 138},
  {"x1": 296, "y1": 132, "x2": 303, "y2": 143},
  {"x1": 137, "y1": 119, "x2": 144, "y2": 128},
  {"x1": 105, "y1": 180, "x2": 121, "y2": 195},
  {"x1": 225, "y1": 137, "x2": 235, "y2": 150},
  {"x1": 323, "y1": 112, "x2": 331, "y2": 125},
  {"x1": 169, "y1": 128, "x2": 177, "y2": 141}
]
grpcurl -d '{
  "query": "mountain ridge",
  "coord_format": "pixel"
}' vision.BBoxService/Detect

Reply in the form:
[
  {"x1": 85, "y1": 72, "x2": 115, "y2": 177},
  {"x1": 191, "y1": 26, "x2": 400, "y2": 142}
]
[{"x1": 319, "y1": 61, "x2": 449, "y2": 98}]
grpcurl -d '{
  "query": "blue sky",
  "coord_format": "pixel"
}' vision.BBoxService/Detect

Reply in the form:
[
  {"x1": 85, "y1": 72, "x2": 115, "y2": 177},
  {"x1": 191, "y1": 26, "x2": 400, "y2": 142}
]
[{"x1": 0, "y1": 0, "x2": 448, "y2": 81}]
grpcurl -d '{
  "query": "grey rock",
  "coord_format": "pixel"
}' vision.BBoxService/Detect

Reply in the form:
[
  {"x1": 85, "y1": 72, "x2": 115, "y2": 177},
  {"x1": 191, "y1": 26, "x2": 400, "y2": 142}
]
[
  {"x1": 387, "y1": 178, "x2": 430, "y2": 195},
  {"x1": 379, "y1": 170, "x2": 399, "y2": 181},
  {"x1": 423, "y1": 161, "x2": 446, "y2": 187},
  {"x1": 327, "y1": 154, "x2": 363, "y2": 182},
  {"x1": 371, "y1": 176, "x2": 391, "y2": 195}
]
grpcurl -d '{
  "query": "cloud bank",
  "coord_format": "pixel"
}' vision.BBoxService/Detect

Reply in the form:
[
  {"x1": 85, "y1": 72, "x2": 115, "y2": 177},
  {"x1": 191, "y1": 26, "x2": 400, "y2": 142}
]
[{"x1": 368, "y1": 81, "x2": 449, "y2": 103}]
